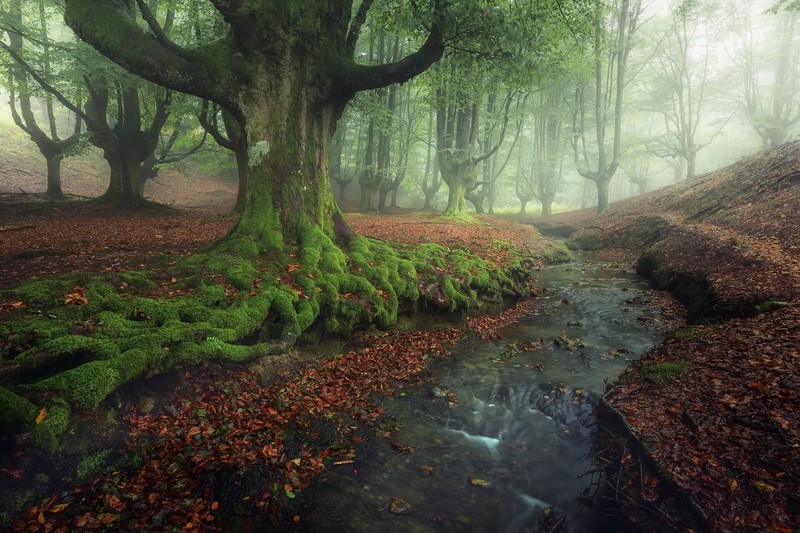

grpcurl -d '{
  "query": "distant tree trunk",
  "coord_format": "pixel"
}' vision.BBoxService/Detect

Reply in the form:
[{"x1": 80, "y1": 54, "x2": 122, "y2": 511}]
[
  {"x1": 359, "y1": 31, "x2": 388, "y2": 213},
  {"x1": 519, "y1": 198, "x2": 528, "y2": 215},
  {"x1": 44, "y1": 152, "x2": 65, "y2": 199},
  {"x1": 4, "y1": 0, "x2": 83, "y2": 200},
  {"x1": 421, "y1": 110, "x2": 442, "y2": 210},
  {"x1": 577, "y1": 0, "x2": 641, "y2": 216},
  {"x1": 541, "y1": 194, "x2": 554, "y2": 216},
  {"x1": 359, "y1": 120, "x2": 379, "y2": 212},
  {"x1": 423, "y1": 157, "x2": 441, "y2": 210},
  {"x1": 199, "y1": 101, "x2": 246, "y2": 211},
  {"x1": 86, "y1": 79, "x2": 170, "y2": 205}
]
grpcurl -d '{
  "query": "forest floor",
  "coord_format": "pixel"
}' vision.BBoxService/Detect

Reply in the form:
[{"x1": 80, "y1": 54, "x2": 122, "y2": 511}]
[
  {"x1": 534, "y1": 141, "x2": 800, "y2": 531},
  {"x1": 0, "y1": 181, "x2": 569, "y2": 530},
  {"x1": 2, "y1": 135, "x2": 798, "y2": 530}
]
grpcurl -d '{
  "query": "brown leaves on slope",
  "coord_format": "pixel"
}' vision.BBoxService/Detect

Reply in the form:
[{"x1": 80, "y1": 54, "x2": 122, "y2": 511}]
[
  {"x1": 0, "y1": 202, "x2": 233, "y2": 289},
  {"x1": 348, "y1": 212, "x2": 554, "y2": 267},
  {"x1": 605, "y1": 304, "x2": 800, "y2": 531}
]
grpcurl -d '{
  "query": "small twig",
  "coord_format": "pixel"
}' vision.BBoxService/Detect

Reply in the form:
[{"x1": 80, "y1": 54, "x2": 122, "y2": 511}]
[{"x1": 0, "y1": 225, "x2": 36, "y2": 233}]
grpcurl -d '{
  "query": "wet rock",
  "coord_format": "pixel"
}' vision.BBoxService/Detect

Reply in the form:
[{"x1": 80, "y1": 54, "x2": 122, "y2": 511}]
[
  {"x1": 389, "y1": 496, "x2": 412, "y2": 514},
  {"x1": 430, "y1": 386, "x2": 448, "y2": 398},
  {"x1": 138, "y1": 396, "x2": 156, "y2": 415}
]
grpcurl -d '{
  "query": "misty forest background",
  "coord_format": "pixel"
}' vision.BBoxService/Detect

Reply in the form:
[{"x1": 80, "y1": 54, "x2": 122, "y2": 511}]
[{"x1": 1, "y1": 0, "x2": 798, "y2": 217}]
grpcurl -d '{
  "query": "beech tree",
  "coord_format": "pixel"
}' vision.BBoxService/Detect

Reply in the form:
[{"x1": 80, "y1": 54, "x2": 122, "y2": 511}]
[
  {"x1": 575, "y1": 0, "x2": 644, "y2": 216},
  {"x1": 643, "y1": 0, "x2": 725, "y2": 180},
  {"x1": 1, "y1": 0, "x2": 83, "y2": 199},
  {"x1": 732, "y1": 4, "x2": 800, "y2": 148},
  {"x1": 63, "y1": 1, "x2": 446, "y2": 247}
]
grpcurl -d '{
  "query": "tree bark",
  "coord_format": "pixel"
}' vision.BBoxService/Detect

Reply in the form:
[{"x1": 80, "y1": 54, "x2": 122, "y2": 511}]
[{"x1": 44, "y1": 153, "x2": 66, "y2": 199}]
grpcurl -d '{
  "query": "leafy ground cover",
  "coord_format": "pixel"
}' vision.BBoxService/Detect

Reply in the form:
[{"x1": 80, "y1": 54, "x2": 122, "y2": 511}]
[
  {"x1": 3, "y1": 300, "x2": 540, "y2": 531},
  {"x1": 0, "y1": 192, "x2": 567, "y2": 529},
  {"x1": 540, "y1": 141, "x2": 800, "y2": 530}
]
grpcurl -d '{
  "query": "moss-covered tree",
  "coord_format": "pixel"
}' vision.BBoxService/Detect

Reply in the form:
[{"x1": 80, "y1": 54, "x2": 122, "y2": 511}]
[{"x1": 63, "y1": 0, "x2": 446, "y2": 244}]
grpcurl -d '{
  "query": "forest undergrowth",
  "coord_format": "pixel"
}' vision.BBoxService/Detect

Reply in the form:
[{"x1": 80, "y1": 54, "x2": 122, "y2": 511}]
[{"x1": 0, "y1": 204, "x2": 567, "y2": 530}]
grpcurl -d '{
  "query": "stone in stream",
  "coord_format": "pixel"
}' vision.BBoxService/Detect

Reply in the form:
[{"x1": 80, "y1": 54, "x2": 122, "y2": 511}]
[
  {"x1": 389, "y1": 496, "x2": 412, "y2": 514},
  {"x1": 430, "y1": 386, "x2": 448, "y2": 398}
]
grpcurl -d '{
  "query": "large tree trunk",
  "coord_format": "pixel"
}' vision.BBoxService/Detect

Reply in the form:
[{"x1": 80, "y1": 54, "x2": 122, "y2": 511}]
[
  {"x1": 229, "y1": 76, "x2": 350, "y2": 248},
  {"x1": 101, "y1": 149, "x2": 144, "y2": 205},
  {"x1": 138, "y1": 154, "x2": 158, "y2": 197},
  {"x1": 686, "y1": 151, "x2": 696, "y2": 180},
  {"x1": 442, "y1": 168, "x2": 471, "y2": 216}
]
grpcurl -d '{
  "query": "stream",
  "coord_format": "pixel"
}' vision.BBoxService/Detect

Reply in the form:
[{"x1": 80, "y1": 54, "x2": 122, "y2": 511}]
[{"x1": 302, "y1": 256, "x2": 665, "y2": 532}]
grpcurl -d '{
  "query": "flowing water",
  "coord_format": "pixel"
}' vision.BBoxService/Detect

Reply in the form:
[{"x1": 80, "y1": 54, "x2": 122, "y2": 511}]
[{"x1": 303, "y1": 256, "x2": 665, "y2": 532}]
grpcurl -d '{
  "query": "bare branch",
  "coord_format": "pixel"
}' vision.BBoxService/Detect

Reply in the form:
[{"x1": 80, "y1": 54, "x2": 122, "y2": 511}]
[{"x1": 134, "y1": 0, "x2": 196, "y2": 61}]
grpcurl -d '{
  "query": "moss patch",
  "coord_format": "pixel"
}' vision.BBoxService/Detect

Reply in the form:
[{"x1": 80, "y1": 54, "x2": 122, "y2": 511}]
[
  {"x1": 638, "y1": 361, "x2": 693, "y2": 385},
  {"x1": 0, "y1": 387, "x2": 38, "y2": 433}
]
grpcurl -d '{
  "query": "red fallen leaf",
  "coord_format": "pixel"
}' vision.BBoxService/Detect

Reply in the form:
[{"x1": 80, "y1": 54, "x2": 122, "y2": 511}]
[
  {"x1": 64, "y1": 292, "x2": 88, "y2": 305},
  {"x1": 105, "y1": 495, "x2": 126, "y2": 512},
  {"x1": 51, "y1": 503, "x2": 70, "y2": 513},
  {"x1": 391, "y1": 442, "x2": 415, "y2": 454}
]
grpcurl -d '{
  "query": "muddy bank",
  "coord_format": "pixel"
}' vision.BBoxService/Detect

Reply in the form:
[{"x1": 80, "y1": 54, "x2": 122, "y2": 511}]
[{"x1": 554, "y1": 142, "x2": 800, "y2": 531}]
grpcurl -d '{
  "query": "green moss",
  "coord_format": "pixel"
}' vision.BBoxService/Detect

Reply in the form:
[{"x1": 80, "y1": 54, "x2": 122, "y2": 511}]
[
  {"x1": 16, "y1": 335, "x2": 120, "y2": 363},
  {"x1": 76, "y1": 449, "x2": 112, "y2": 481},
  {"x1": 110, "y1": 349, "x2": 152, "y2": 381},
  {"x1": 31, "y1": 398, "x2": 70, "y2": 452},
  {"x1": 28, "y1": 361, "x2": 122, "y2": 411},
  {"x1": 1, "y1": 215, "x2": 540, "y2": 452},
  {"x1": 754, "y1": 299, "x2": 790, "y2": 315},
  {"x1": 639, "y1": 361, "x2": 693, "y2": 384},
  {"x1": 565, "y1": 233, "x2": 606, "y2": 251},
  {"x1": 0, "y1": 387, "x2": 38, "y2": 433}
]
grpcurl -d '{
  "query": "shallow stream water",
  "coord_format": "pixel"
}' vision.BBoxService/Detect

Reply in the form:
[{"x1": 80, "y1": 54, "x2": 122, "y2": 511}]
[{"x1": 303, "y1": 256, "x2": 664, "y2": 532}]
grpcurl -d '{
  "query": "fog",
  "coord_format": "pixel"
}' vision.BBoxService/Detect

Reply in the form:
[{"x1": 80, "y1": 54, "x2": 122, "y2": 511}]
[{"x1": 0, "y1": 0, "x2": 797, "y2": 213}]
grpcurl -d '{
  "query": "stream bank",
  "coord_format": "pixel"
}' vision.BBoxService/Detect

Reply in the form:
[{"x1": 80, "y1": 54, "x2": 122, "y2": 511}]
[
  {"x1": 2, "y1": 254, "x2": 684, "y2": 532},
  {"x1": 296, "y1": 255, "x2": 681, "y2": 532},
  {"x1": 534, "y1": 142, "x2": 800, "y2": 531}
]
